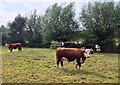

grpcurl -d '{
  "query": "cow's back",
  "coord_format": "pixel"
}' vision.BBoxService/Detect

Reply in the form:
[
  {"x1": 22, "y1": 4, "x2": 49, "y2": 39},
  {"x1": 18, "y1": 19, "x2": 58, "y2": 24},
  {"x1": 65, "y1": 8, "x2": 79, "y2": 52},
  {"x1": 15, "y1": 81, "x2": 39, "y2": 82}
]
[
  {"x1": 56, "y1": 48, "x2": 83, "y2": 61},
  {"x1": 9, "y1": 43, "x2": 21, "y2": 49}
]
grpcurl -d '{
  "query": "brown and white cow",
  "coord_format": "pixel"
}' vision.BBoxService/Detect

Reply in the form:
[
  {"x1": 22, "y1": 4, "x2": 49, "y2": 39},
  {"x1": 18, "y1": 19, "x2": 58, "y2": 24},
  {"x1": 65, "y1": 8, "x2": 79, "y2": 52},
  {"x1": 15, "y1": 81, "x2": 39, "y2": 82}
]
[
  {"x1": 5, "y1": 43, "x2": 22, "y2": 52},
  {"x1": 56, "y1": 48, "x2": 92, "y2": 69}
]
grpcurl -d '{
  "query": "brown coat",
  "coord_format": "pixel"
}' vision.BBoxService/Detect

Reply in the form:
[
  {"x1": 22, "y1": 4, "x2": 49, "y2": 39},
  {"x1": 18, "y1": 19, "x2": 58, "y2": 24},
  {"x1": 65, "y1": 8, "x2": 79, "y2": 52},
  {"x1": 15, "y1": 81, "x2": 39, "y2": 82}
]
[
  {"x1": 56, "y1": 48, "x2": 86, "y2": 68},
  {"x1": 5, "y1": 43, "x2": 22, "y2": 52}
]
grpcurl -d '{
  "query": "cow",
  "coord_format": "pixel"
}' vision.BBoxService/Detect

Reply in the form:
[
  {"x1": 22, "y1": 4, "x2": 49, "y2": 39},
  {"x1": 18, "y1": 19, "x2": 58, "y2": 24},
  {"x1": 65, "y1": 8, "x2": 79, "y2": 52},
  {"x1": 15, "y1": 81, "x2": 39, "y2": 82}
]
[
  {"x1": 84, "y1": 44, "x2": 101, "y2": 52},
  {"x1": 56, "y1": 48, "x2": 92, "y2": 69},
  {"x1": 61, "y1": 42, "x2": 70, "y2": 48},
  {"x1": 5, "y1": 43, "x2": 22, "y2": 52}
]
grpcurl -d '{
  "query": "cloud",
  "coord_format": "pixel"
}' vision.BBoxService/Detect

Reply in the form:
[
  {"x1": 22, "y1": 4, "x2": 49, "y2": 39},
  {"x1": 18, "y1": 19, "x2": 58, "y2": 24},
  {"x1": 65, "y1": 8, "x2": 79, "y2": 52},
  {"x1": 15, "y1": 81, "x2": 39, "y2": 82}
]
[
  {"x1": 0, "y1": 1, "x2": 77, "y2": 26},
  {"x1": 0, "y1": 0, "x2": 119, "y2": 26},
  {"x1": 0, "y1": 3, "x2": 16, "y2": 25},
  {"x1": 0, "y1": 2, "x2": 53, "y2": 25}
]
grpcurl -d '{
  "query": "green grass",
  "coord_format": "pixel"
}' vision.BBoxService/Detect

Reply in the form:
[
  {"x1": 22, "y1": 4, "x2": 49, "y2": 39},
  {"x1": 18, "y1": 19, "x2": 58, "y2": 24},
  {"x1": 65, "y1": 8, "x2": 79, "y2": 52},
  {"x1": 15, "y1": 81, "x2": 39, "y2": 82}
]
[{"x1": 1, "y1": 46, "x2": 119, "y2": 83}]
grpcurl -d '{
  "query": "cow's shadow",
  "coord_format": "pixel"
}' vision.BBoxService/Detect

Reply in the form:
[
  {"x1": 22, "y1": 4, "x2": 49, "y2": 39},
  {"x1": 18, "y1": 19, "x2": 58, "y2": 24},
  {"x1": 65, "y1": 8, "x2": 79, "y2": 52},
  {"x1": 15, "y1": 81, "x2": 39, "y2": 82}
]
[{"x1": 61, "y1": 68, "x2": 107, "y2": 78}]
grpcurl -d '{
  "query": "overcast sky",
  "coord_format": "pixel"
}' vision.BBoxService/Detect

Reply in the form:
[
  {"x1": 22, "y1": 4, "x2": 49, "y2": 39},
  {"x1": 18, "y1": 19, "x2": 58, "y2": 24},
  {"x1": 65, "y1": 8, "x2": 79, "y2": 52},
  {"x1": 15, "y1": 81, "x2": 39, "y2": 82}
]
[{"x1": 0, "y1": 0, "x2": 119, "y2": 26}]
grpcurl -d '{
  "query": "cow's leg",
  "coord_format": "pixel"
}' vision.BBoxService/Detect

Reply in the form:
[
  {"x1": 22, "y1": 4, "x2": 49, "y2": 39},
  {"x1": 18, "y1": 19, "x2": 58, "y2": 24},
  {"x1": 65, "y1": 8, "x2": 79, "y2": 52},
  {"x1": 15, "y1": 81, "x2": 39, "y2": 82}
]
[
  {"x1": 76, "y1": 64, "x2": 78, "y2": 69},
  {"x1": 57, "y1": 60, "x2": 60, "y2": 68},
  {"x1": 56, "y1": 54, "x2": 63, "y2": 68},
  {"x1": 10, "y1": 48, "x2": 13, "y2": 52},
  {"x1": 76, "y1": 58, "x2": 81, "y2": 69},
  {"x1": 81, "y1": 57, "x2": 86, "y2": 64},
  {"x1": 18, "y1": 47, "x2": 22, "y2": 52},
  {"x1": 76, "y1": 59, "x2": 78, "y2": 69},
  {"x1": 56, "y1": 57, "x2": 62, "y2": 68},
  {"x1": 78, "y1": 62, "x2": 81, "y2": 69},
  {"x1": 76, "y1": 63, "x2": 81, "y2": 69},
  {"x1": 8, "y1": 47, "x2": 12, "y2": 52},
  {"x1": 60, "y1": 60, "x2": 63, "y2": 68}
]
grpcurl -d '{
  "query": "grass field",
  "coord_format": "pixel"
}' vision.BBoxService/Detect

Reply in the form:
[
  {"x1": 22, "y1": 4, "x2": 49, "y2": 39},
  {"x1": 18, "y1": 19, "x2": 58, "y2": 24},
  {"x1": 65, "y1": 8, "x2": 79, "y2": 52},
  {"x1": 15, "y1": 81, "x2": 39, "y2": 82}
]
[{"x1": 1, "y1": 46, "x2": 119, "y2": 83}]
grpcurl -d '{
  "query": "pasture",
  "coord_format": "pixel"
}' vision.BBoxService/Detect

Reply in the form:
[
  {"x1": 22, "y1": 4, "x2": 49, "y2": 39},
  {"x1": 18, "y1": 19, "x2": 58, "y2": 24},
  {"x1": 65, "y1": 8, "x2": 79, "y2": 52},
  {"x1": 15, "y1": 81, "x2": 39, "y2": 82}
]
[{"x1": 1, "y1": 46, "x2": 119, "y2": 83}]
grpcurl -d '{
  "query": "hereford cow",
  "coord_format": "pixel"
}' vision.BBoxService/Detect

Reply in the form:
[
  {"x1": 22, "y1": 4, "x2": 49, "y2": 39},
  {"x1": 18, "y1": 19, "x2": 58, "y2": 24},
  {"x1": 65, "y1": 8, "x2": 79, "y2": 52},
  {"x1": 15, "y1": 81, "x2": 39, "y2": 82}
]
[
  {"x1": 56, "y1": 48, "x2": 92, "y2": 69},
  {"x1": 5, "y1": 43, "x2": 22, "y2": 52}
]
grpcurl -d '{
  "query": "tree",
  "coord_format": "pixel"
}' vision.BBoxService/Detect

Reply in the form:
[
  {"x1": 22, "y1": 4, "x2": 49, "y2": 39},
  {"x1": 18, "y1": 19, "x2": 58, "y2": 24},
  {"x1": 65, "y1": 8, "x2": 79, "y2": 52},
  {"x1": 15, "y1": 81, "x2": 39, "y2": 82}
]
[
  {"x1": 114, "y1": 2, "x2": 120, "y2": 38},
  {"x1": 0, "y1": 25, "x2": 10, "y2": 45},
  {"x1": 25, "y1": 10, "x2": 43, "y2": 47},
  {"x1": 115, "y1": 2, "x2": 120, "y2": 53},
  {"x1": 8, "y1": 14, "x2": 27, "y2": 44},
  {"x1": 42, "y1": 3, "x2": 79, "y2": 45},
  {"x1": 80, "y1": 2, "x2": 118, "y2": 52}
]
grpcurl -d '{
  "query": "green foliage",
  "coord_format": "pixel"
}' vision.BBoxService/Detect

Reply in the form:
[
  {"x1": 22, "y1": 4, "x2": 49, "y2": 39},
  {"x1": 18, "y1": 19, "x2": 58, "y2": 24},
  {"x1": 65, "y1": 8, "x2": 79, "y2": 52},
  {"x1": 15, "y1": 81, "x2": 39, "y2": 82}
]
[
  {"x1": 0, "y1": 25, "x2": 10, "y2": 45},
  {"x1": 42, "y1": 3, "x2": 79, "y2": 45},
  {"x1": 25, "y1": 10, "x2": 43, "y2": 47},
  {"x1": 8, "y1": 14, "x2": 27, "y2": 44},
  {"x1": 80, "y1": 30, "x2": 97, "y2": 44},
  {"x1": 80, "y1": 2, "x2": 119, "y2": 52},
  {"x1": 114, "y1": 2, "x2": 120, "y2": 38}
]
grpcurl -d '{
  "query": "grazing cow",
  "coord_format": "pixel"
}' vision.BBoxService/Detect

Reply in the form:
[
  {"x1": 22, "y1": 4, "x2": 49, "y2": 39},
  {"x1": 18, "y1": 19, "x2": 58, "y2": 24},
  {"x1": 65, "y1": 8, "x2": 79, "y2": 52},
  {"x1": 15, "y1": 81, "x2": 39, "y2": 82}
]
[
  {"x1": 56, "y1": 48, "x2": 92, "y2": 69},
  {"x1": 5, "y1": 43, "x2": 22, "y2": 52},
  {"x1": 84, "y1": 44, "x2": 101, "y2": 52}
]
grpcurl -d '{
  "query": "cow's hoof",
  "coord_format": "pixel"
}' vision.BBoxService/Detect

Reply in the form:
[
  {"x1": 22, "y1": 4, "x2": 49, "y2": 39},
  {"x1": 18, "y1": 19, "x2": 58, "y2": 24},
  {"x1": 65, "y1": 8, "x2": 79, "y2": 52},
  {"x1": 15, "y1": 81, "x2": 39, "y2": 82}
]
[{"x1": 56, "y1": 66, "x2": 59, "y2": 68}]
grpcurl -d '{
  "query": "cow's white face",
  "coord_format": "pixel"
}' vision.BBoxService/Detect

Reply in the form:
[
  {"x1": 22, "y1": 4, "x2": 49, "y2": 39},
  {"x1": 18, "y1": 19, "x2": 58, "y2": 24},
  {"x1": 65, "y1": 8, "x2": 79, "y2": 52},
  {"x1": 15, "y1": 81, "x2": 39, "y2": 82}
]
[
  {"x1": 84, "y1": 49, "x2": 92, "y2": 58},
  {"x1": 95, "y1": 45, "x2": 101, "y2": 52},
  {"x1": 5, "y1": 44, "x2": 8, "y2": 47}
]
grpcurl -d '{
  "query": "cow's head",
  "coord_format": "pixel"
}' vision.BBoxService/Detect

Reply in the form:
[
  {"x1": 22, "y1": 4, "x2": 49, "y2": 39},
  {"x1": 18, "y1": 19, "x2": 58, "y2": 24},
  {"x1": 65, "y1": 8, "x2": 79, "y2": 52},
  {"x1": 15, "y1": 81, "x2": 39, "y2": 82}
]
[
  {"x1": 83, "y1": 49, "x2": 93, "y2": 58},
  {"x1": 5, "y1": 44, "x2": 9, "y2": 47},
  {"x1": 95, "y1": 44, "x2": 101, "y2": 52}
]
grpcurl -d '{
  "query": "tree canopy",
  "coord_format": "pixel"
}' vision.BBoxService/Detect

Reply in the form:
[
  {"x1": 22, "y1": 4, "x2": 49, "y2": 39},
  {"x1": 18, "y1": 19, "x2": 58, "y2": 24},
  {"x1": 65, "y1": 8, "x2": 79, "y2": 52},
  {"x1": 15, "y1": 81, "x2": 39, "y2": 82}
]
[
  {"x1": 42, "y1": 3, "x2": 79, "y2": 44},
  {"x1": 8, "y1": 14, "x2": 27, "y2": 44},
  {"x1": 25, "y1": 10, "x2": 43, "y2": 47},
  {"x1": 80, "y1": 2, "x2": 119, "y2": 52}
]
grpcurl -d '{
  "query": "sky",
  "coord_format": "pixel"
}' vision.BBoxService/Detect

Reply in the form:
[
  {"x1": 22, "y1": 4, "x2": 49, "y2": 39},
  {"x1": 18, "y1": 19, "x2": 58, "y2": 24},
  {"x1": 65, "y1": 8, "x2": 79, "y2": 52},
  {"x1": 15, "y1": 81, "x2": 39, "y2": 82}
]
[{"x1": 0, "y1": 0, "x2": 119, "y2": 26}]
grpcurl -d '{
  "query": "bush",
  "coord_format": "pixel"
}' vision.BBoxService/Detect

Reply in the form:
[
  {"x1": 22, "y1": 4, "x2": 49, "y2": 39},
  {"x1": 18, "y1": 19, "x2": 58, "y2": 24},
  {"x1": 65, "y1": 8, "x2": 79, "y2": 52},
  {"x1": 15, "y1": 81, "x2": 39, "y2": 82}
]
[{"x1": 100, "y1": 40, "x2": 118, "y2": 53}]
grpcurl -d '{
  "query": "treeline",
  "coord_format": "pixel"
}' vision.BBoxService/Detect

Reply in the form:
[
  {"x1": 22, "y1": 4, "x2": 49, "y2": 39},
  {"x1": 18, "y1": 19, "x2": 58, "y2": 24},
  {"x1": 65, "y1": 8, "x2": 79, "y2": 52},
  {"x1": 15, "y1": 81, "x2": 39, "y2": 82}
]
[{"x1": 0, "y1": 2, "x2": 119, "y2": 53}]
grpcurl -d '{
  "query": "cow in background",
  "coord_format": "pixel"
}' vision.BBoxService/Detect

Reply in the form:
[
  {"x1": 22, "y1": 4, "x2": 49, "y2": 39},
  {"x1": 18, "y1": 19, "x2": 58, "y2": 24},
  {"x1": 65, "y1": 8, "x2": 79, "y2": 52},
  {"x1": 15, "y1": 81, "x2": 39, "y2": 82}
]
[
  {"x1": 5, "y1": 43, "x2": 22, "y2": 52},
  {"x1": 61, "y1": 42, "x2": 101, "y2": 53},
  {"x1": 61, "y1": 42, "x2": 70, "y2": 48},
  {"x1": 84, "y1": 44, "x2": 101, "y2": 52},
  {"x1": 56, "y1": 48, "x2": 92, "y2": 69}
]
